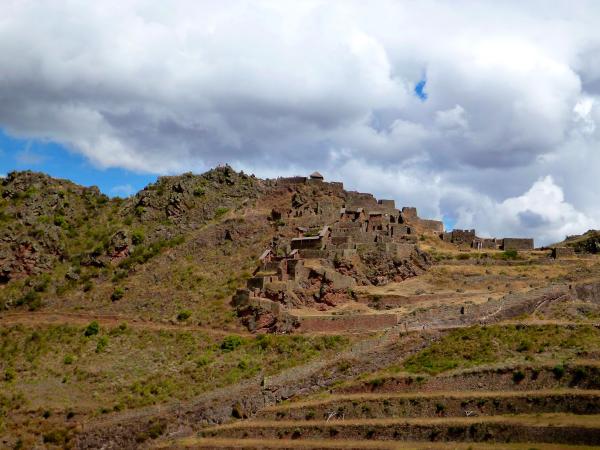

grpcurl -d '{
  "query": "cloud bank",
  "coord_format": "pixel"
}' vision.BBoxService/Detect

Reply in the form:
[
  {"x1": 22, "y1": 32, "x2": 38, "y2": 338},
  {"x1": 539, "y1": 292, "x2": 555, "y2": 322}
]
[{"x1": 2, "y1": 0, "x2": 600, "y2": 244}]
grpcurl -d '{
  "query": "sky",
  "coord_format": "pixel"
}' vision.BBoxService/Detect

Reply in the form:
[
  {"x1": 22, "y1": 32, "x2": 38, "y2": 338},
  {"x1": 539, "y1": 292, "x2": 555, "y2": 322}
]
[{"x1": 1, "y1": 1, "x2": 600, "y2": 245}]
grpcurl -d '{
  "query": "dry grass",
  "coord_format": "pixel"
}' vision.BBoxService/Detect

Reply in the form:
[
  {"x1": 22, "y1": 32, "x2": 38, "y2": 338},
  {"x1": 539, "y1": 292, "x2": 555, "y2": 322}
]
[{"x1": 160, "y1": 437, "x2": 600, "y2": 449}]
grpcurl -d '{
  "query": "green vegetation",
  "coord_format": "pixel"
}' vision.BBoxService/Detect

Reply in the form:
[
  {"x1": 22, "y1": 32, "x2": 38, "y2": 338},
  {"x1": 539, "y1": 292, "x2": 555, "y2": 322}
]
[
  {"x1": 0, "y1": 324, "x2": 350, "y2": 416},
  {"x1": 501, "y1": 249, "x2": 519, "y2": 260},
  {"x1": 118, "y1": 236, "x2": 185, "y2": 271},
  {"x1": 214, "y1": 207, "x2": 229, "y2": 219},
  {"x1": 84, "y1": 321, "x2": 100, "y2": 337},
  {"x1": 131, "y1": 230, "x2": 145, "y2": 245},
  {"x1": 111, "y1": 287, "x2": 125, "y2": 301},
  {"x1": 404, "y1": 324, "x2": 600, "y2": 375},
  {"x1": 177, "y1": 309, "x2": 192, "y2": 321}
]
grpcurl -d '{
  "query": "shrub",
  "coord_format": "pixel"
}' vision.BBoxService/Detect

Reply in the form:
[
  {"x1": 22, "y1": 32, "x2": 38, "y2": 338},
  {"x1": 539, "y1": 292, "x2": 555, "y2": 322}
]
[
  {"x1": 368, "y1": 378, "x2": 384, "y2": 388},
  {"x1": 17, "y1": 291, "x2": 42, "y2": 311},
  {"x1": 42, "y1": 429, "x2": 68, "y2": 445},
  {"x1": 111, "y1": 287, "x2": 125, "y2": 302},
  {"x1": 196, "y1": 355, "x2": 213, "y2": 367},
  {"x1": 214, "y1": 207, "x2": 229, "y2": 219},
  {"x1": 4, "y1": 368, "x2": 16, "y2": 382},
  {"x1": 221, "y1": 335, "x2": 244, "y2": 352},
  {"x1": 63, "y1": 355, "x2": 74, "y2": 365},
  {"x1": 131, "y1": 230, "x2": 145, "y2": 245},
  {"x1": 96, "y1": 336, "x2": 109, "y2": 353},
  {"x1": 553, "y1": 364, "x2": 565, "y2": 379},
  {"x1": 502, "y1": 250, "x2": 518, "y2": 260},
  {"x1": 512, "y1": 370, "x2": 526, "y2": 383},
  {"x1": 53, "y1": 215, "x2": 66, "y2": 227},
  {"x1": 516, "y1": 341, "x2": 531, "y2": 352},
  {"x1": 177, "y1": 310, "x2": 191, "y2": 321},
  {"x1": 147, "y1": 420, "x2": 166, "y2": 439},
  {"x1": 84, "y1": 321, "x2": 100, "y2": 337}
]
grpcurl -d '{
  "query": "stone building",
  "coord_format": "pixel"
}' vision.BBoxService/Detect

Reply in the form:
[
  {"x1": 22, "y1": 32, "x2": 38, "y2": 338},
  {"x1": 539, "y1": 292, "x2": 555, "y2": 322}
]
[{"x1": 502, "y1": 238, "x2": 534, "y2": 251}]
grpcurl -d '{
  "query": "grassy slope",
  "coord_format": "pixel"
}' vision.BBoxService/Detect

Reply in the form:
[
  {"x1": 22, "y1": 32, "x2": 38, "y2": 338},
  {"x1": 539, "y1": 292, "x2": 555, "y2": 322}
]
[{"x1": 0, "y1": 323, "x2": 350, "y2": 447}]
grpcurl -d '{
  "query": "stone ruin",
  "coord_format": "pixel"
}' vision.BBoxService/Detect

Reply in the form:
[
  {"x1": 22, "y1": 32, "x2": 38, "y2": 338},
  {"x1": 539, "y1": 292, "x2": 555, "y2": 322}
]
[
  {"x1": 442, "y1": 229, "x2": 534, "y2": 251},
  {"x1": 233, "y1": 173, "x2": 438, "y2": 333}
]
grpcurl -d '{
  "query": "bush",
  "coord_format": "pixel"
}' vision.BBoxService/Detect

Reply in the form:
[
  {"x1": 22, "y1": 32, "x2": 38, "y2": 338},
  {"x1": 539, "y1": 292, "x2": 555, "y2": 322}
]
[
  {"x1": 221, "y1": 335, "x2": 244, "y2": 352},
  {"x1": 131, "y1": 230, "x2": 145, "y2": 245},
  {"x1": 63, "y1": 355, "x2": 74, "y2": 365},
  {"x1": 96, "y1": 336, "x2": 109, "y2": 353},
  {"x1": 502, "y1": 250, "x2": 518, "y2": 260},
  {"x1": 53, "y1": 215, "x2": 66, "y2": 227},
  {"x1": 553, "y1": 364, "x2": 565, "y2": 379},
  {"x1": 111, "y1": 287, "x2": 125, "y2": 302},
  {"x1": 84, "y1": 321, "x2": 100, "y2": 337},
  {"x1": 42, "y1": 429, "x2": 68, "y2": 445},
  {"x1": 4, "y1": 368, "x2": 16, "y2": 382},
  {"x1": 196, "y1": 355, "x2": 213, "y2": 367},
  {"x1": 214, "y1": 207, "x2": 229, "y2": 219},
  {"x1": 512, "y1": 370, "x2": 526, "y2": 383},
  {"x1": 147, "y1": 420, "x2": 167, "y2": 439},
  {"x1": 516, "y1": 341, "x2": 531, "y2": 352},
  {"x1": 17, "y1": 291, "x2": 42, "y2": 311},
  {"x1": 177, "y1": 310, "x2": 191, "y2": 321}
]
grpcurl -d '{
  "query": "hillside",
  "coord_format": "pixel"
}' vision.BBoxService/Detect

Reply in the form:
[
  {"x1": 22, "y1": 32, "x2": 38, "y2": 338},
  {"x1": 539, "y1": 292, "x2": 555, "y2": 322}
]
[{"x1": 1, "y1": 168, "x2": 600, "y2": 449}]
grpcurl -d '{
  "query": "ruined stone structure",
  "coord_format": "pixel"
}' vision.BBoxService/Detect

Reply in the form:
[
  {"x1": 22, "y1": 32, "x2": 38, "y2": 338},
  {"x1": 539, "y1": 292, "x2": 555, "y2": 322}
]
[
  {"x1": 443, "y1": 229, "x2": 476, "y2": 245},
  {"x1": 472, "y1": 237, "x2": 500, "y2": 250},
  {"x1": 502, "y1": 238, "x2": 534, "y2": 251},
  {"x1": 234, "y1": 172, "x2": 438, "y2": 332},
  {"x1": 442, "y1": 229, "x2": 534, "y2": 251},
  {"x1": 551, "y1": 247, "x2": 575, "y2": 259}
]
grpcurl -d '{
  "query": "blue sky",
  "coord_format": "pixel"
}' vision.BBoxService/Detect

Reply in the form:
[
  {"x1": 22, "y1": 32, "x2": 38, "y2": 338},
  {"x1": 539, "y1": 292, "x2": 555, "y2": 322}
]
[
  {"x1": 0, "y1": 129, "x2": 156, "y2": 197},
  {"x1": 414, "y1": 78, "x2": 428, "y2": 101}
]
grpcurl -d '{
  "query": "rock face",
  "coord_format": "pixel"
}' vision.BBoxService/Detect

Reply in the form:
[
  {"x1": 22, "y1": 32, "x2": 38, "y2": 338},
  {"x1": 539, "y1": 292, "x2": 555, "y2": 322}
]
[
  {"x1": 0, "y1": 171, "x2": 103, "y2": 284},
  {"x1": 128, "y1": 167, "x2": 261, "y2": 226},
  {"x1": 358, "y1": 246, "x2": 431, "y2": 285}
]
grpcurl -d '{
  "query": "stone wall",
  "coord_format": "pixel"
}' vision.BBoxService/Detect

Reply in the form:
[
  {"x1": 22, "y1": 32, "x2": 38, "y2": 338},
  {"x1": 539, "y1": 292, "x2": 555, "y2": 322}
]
[
  {"x1": 419, "y1": 219, "x2": 444, "y2": 233},
  {"x1": 377, "y1": 199, "x2": 396, "y2": 209},
  {"x1": 401, "y1": 207, "x2": 418, "y2": 219},
  {"x1": 502, "y1": 238, "x2": 534, "y2": 250},
  {"x1": 296, "y1": 313, "x2": 398, "y2": 332},
  {"x1": 276, "y1": 176, "x2": 307, "y2": 185},
  {"x1": 291, "y1": 237, "x2": 322, "y2": 250},
  {"x1": 551, "y1": 247, "x2": 575, "y2": 258},
  {"x1": 449, "y1": 229, "x2": 476, "y2": 245},
  {"x1": 473, "y1": 238, "x2": 499, "y2": 250}
]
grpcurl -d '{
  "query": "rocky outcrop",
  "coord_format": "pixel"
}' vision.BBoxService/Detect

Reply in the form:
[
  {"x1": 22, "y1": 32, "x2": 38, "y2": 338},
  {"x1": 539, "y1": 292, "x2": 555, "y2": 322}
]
[{"x1": 358, "y1": 245, "x2": 431, "y2": 285}]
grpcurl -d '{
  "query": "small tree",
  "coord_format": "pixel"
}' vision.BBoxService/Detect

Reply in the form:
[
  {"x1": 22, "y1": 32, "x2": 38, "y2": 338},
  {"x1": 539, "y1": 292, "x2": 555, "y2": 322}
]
[{"x1": 84, "y1": 321, "x2": 100, "y2": 337}]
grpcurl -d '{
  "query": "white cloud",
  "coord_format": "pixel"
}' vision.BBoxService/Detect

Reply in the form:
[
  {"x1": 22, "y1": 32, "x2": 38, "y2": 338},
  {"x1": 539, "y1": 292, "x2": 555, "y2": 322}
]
[
  {"x1": 1, "y1": 1, "x2": 600, "y2": 244},
  {"x1": 453, "y1": 176, "x2": 600, "y2": 245}
]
